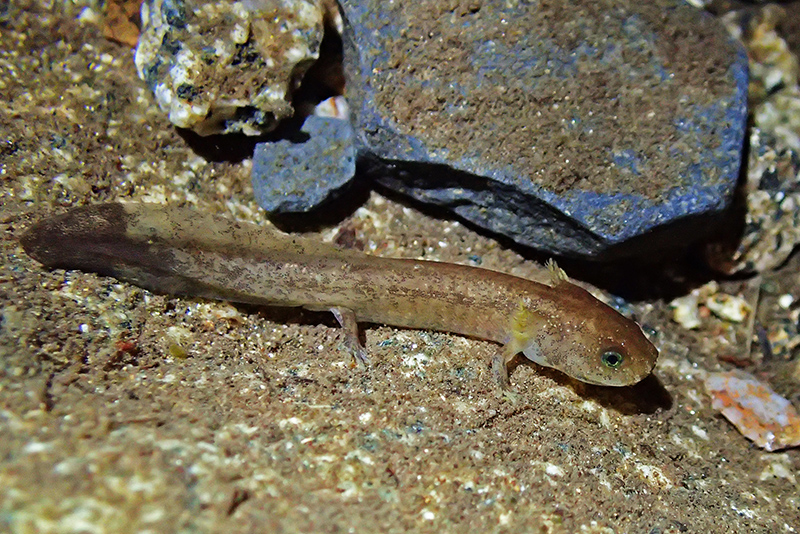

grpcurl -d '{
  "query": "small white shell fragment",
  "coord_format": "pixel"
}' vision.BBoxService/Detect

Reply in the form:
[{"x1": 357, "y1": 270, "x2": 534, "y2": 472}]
[
  {"x1": 313, "y1": 95, "x2": 349, "y2": 119},
  {"x1": 705, "y1": 369, "x2": 800, "y2": 451},
  {"x1": 704, "y1": 292, "x2": 750, "y2": 323},
  {"x1": 670, "y1": 294, "x2": 702, "y2": 329},
  {"x1": 669, "y1": 281, "x2": 736, "y2": 329}
]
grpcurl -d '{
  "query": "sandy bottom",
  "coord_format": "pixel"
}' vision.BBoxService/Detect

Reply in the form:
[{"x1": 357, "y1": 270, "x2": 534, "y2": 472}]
[{"x1": 1, "y1": 2, "x2": 798, "y2": 533}]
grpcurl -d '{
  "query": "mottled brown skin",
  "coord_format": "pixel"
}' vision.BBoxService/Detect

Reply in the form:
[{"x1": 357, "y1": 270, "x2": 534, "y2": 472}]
[{"x1": 21, "y1": 203, "x2": 659, "y2": 387}]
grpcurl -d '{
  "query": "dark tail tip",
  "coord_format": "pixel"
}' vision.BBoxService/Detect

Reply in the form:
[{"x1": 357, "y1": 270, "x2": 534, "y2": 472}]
[{"x1": 20, "y1": 203, "x2": 131, "y2": 268}]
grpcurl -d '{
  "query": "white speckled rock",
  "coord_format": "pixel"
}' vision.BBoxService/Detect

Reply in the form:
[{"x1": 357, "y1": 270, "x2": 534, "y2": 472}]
[{"x1": 135, "y1": 0, "x2": 338, "y2": 136}]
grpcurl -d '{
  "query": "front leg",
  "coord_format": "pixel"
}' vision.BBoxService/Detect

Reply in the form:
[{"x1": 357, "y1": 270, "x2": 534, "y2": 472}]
[
  {"x1": 331, "y1": 307, "x2": 370, "y2": 367},
  {"x1": 491, "y1": 340, "x2": 523, "y2": 390}
]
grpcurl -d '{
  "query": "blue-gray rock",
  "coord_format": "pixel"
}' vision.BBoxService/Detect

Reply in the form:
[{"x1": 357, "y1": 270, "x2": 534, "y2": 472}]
[
  {"x1": 339, "y1": 0, "x2": 748, "y2": 259},
  {"x1": 252, "y1": 115, "x2": 356, "y2": 213}
]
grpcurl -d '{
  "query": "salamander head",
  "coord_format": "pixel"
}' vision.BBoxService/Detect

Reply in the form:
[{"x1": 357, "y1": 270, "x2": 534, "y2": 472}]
[{"x1": 515, "y1": 282, "x2": 658, "y2": 386}]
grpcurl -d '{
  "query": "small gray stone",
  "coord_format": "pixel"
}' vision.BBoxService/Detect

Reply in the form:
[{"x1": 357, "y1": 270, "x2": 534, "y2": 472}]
[{"x1": 252, "y1": 115, "x2": 356, "y2": 213}]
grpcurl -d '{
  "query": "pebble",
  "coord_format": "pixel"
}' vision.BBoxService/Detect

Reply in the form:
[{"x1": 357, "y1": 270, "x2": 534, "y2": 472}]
[
  {"x1": 705, "y1": 369, "x2": 800, "y2": 452},
  {"x1": 134, "y1": 0, "x2": 335, "y2": 135},
  {"x1": 670, "y1": 282, "x2": 750, "y2": 328}
]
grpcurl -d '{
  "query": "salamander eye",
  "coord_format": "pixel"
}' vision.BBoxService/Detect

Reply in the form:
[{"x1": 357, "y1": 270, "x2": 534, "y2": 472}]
[{"x1": 601, "y1": 350, "x2": 624, "y2": 369}]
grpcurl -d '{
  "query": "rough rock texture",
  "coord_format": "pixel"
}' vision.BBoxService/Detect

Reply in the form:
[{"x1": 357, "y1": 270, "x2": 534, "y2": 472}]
[
  {"x1": 252, "y1": 115, "x2": 356, "y2": 212},
  {"x1": 135, "y1": 0, "x2": 330, "y2": 135},
  {"x1": 341, "y1": 0, "x2": 748, "y2": 259}
]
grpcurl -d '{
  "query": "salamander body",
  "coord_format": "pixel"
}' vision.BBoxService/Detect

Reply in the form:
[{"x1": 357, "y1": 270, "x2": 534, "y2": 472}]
[{"x1": 21, "y1": 203, "x2": 659, "y2": 387}]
